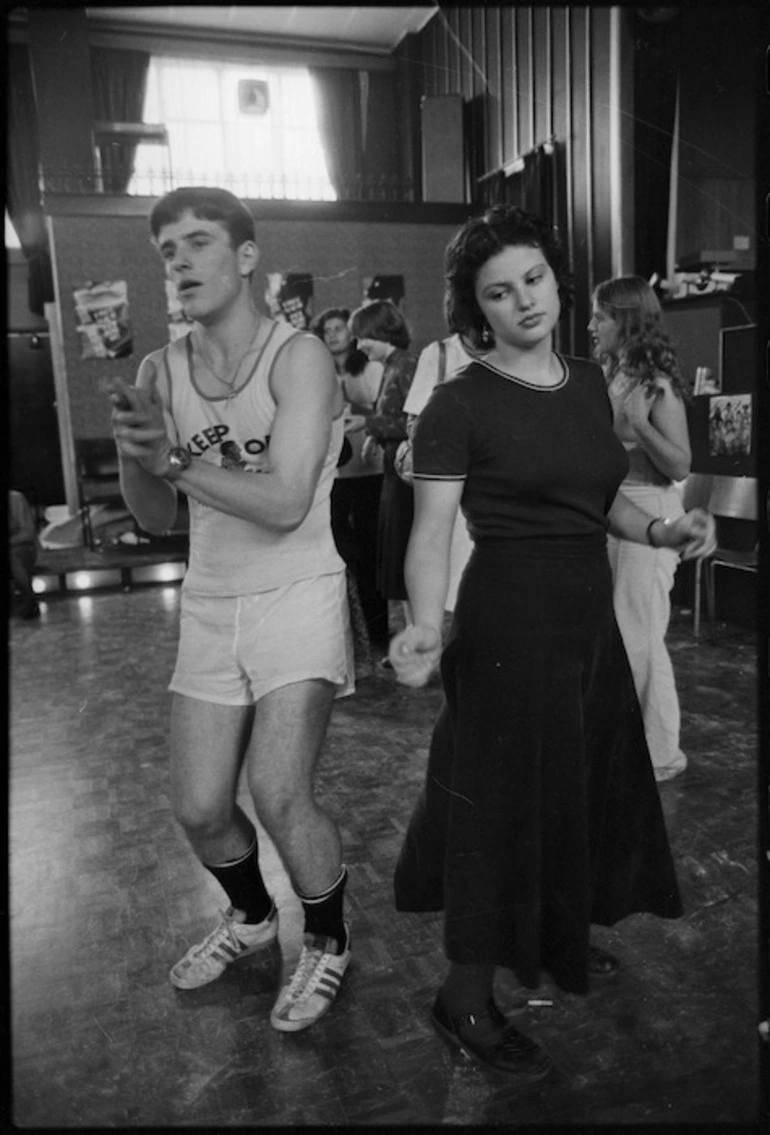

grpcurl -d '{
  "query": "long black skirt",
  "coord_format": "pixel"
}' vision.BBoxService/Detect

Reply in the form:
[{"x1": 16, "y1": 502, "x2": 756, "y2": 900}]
[
  {"x1": 393, "y1": 534, "x2": 682, "y2": 995},
  {"x1": 376, "y1": 463, "x2": 414, "y2": 602}
]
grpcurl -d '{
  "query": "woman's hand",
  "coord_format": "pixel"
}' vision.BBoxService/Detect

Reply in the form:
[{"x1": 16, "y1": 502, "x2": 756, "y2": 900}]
[
  {"x1": 623, "y1": 381, "x2": 660, "y2": 431},
  {"x1": 344, "y1": 412, "x2": 367, "y2": 435},
  {"x1": 105, "y1": 375, "x2": 172, "y2": 478},
  {"x1": 388, "y1": 623, "x2": 442, "y2": 688},
  {"x1": 664, "y1": 508, "x2": 717, "y2": 560}
]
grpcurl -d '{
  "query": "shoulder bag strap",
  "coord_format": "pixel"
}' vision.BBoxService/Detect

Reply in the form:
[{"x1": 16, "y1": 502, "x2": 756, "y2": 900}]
[{"x1": 437, "y1": 339, "x2": 448, "y2": 385}]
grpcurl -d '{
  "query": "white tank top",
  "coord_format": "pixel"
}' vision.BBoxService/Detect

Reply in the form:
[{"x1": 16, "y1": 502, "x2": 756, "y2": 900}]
[{"x1": 150, "y1": 319, "x2": 344, "y2": 596}]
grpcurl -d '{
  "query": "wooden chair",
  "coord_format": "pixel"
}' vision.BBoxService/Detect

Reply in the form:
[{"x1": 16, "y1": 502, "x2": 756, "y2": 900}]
[
  {"x1": 691, "y1": 474, "x2": 757, "y2": 638},
  {"x1": 74, "y1": 438, "x2": 125, "y2": 549}
]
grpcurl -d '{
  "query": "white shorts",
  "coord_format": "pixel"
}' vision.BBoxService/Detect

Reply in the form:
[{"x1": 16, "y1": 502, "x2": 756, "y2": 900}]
[{"x1": 170, "y1": 570, "x2": 355, "y2": 706}]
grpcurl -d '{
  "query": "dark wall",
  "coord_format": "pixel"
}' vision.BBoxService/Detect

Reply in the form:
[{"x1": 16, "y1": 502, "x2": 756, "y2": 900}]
[
  {"x1": 49, "y1": 204, "x2": 466, "y2": 438},
  {"x1": 7, "y1": 252, "x2": 48, "y2": 333},
  {"x1": 413, "y1": 5, "x2": 624, "y2": 357},
  {"x1": 674, "y1": 4, "x2": 760, "y2": 267}
]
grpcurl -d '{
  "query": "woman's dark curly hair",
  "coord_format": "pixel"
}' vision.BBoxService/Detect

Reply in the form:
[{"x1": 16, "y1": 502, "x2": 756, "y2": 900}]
[
  {"x1": 444, "y1": 205, "x2": 573, "y2": 350},
  {"x1": 349, "y1": 299, "x2": 411, "y2": 351},
  {"x1": 592, "y1": 276, "x2": 689, "y2": 400},
  {"x1": 310, "y1": 306, "x2": 367, "y2": 377}
]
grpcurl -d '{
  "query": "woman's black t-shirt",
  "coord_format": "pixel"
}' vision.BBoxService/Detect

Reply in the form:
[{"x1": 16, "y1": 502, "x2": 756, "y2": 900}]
[{"x1": 411, "y1": 355, "x2": 629, "y2": 542}]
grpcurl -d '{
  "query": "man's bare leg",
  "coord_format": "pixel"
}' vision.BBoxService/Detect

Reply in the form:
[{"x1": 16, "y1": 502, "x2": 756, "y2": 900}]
[{"x1": 168, "y1": 693, "x2": 278, "y2": 990}]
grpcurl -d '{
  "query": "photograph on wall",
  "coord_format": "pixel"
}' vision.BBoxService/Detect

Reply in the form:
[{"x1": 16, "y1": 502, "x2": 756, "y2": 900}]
[
  {"x1": 363, "y1": 275, "x2": 404, "y2": 307},
  {"x1": 74, "y1": 280, "x2": 132, "y2": 359},
  {"x1": 165, "y1": 279, "x2": 194, "y2": 342},
  {"x1": 708, "y1": 394, "x2": 752, "y2": 459},
  {"x1": 265, "y1": 272, "x2": 314, "y2": 329}
]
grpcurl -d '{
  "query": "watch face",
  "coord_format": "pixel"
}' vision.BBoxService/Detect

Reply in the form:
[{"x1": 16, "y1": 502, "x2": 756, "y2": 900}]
[{"x1": 169, "y1": 446, "x2": 191, "y2": 470}]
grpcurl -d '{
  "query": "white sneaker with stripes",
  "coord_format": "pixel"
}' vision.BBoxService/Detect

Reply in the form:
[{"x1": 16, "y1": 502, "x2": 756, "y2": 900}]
[
  {"x1": 270, "y1": 925, "x2": 351, "y2": 1032},
  {"x1": 169, "y1": 905, "x2": 278, "y2": 990}
]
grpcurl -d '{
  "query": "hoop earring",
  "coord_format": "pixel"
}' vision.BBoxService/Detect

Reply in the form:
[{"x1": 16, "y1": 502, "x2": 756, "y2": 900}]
[{"x1": 480, "y1": 324, "x2": 494, "y2": 348}]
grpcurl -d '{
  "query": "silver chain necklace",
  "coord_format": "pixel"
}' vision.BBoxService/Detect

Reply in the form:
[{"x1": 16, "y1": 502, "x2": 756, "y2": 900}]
[{"x1": 191, "y1": 327, "x2": 262, "y2": 399}]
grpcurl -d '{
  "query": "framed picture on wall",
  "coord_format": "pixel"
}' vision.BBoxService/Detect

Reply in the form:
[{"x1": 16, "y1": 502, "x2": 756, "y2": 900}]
[{"x1": 708, "y1": 394, "x2": 752, "y2": 460}]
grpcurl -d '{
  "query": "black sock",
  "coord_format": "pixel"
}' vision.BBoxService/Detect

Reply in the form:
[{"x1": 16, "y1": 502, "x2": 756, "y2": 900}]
[
  {"x1": 204, "y1": 838, "x2": 273, "y2": 924},
  {"x1": 299, "y1": 865, "x2": 348, "y2": 952}
]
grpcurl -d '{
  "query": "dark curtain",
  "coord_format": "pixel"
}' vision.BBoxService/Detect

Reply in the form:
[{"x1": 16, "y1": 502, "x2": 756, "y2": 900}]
[
  {"x1": 631, "y1": 9, "x2": 682, "y2": 280},
  {"x1": 308, "y1": 67, "x2": 364, "y2": 198},
  {"x1": 90, "y1": 47, "x2": 150, "y2": 193},
  {"x1": 482, "y1": 142, "x2": 566, "y2": 240},
  {"x1": 523, "y1": 142, "x2": 568, "y2": 244},
  {"x1": 6, "y1": 44, "x2": 54, "y2": 316},
  {"x1": 361, "y1": 70, "x2": 402, "y2": 199}
]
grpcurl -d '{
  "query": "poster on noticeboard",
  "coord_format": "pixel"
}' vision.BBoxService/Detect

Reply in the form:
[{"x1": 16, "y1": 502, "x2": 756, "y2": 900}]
[
  {"x1": 265, "y1": 272, "x2": 315, "y2": 330},
  {"x1": 362, "y1": 275, "x2": 405, "y2": 307},
  {"x1": 74, "y1": 280, "x2": 133, "y2": 359}
]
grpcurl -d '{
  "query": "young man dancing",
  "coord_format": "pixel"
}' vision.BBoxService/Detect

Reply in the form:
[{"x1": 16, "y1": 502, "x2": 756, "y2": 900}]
[{"x1": 109, "y1": 187, "x2": 353, "y2": 1032}]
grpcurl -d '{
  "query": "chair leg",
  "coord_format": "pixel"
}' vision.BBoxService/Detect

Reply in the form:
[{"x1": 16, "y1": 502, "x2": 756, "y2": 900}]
[
  {"x1": 704, "y1": 559, "x2": 716, "y2": 633},
  {"x1": 81, "y1": 504, "x2": 94, "y2": 550},
  {"x1": 693, "y1": 558, "x2": 702, "y2": 637}
]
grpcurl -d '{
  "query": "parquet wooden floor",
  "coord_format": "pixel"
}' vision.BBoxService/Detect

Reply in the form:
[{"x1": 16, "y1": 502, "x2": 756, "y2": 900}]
[{"x1": 8, "y1": 585, "x2": 764, "y2": 1126}]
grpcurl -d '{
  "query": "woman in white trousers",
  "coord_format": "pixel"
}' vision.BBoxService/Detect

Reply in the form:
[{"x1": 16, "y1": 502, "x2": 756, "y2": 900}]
[{"x1": 589, "y1": 276, "x2": 692, "y2": 782}]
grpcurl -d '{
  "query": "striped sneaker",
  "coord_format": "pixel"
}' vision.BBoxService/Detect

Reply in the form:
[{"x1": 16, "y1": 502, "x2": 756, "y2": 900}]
[
  {"x1": 170, "y1": 905, "x2": 278, "y2": 990},
  {"x1": 270, "y1": 926, "x2": 351, "y2": 1032}
]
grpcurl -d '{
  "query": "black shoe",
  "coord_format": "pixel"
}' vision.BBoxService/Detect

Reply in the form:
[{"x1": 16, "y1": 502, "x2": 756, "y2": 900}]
[
  {"x1": 588, "y1": 943, "x2": 621, "y2": 976},
  {"x1": 430, "y1": 993, "x2": 551, "y2": 1080}
]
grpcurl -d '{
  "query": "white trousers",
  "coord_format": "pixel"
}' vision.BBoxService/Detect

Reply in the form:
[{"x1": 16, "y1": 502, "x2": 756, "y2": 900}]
[{"x1": 607, "y1": 482, "x2": 686, "y2": 775}]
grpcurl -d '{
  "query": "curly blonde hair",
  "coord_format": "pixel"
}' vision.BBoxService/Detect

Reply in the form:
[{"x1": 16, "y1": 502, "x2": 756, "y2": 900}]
[{"x1": 592, "y1": 276, "x2": 689, "y2": 400}]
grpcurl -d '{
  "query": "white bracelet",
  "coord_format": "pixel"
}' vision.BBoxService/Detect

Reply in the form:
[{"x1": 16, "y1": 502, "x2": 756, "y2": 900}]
[{"x1": 646, "y1": 517, "x2": 673, "y2": 547}]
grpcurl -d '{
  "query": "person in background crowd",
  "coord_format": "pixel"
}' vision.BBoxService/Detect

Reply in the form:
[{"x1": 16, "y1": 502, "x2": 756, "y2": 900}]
[
  {"x1": 311, "y1": 307, "x2": 389, "y2": 649},
  {"x1": 9, "y1": 489, "x2": 40, "y2": 620},
  {"x1": 589, "y1": 275, "x2": 692, "y2": 782},
  {"x1": 349, "y1": 299, "x2": 418, "y2": 643},
  {"x1": 107, "y1": 186, "x2": 354, "y2": 1035},
  {"x1": 389, "y1": 205, "x2": 716, "y2": 1081},
  {"x1": 399, "y1": 332, "x2": 481, "y2": 614}
]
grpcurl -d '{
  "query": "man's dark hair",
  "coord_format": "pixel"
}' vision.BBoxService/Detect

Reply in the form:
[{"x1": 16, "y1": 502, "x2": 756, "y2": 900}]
[
  {"x1": 444, "y1": 205, "x2": 573, "y2": 349},
  {"x1": 149, "y1": 187, "x2": 256, "y2": 248}
]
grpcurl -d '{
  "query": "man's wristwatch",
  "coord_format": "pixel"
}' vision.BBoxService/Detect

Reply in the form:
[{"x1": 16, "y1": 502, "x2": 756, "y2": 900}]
[{"x1": 164, "y1": 446, "x2": 192, "y2": 480}]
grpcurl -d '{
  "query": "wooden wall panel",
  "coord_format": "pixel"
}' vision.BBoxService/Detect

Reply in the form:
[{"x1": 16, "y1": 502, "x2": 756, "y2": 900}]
[
  {"x1": 459, "y1": 8, "x2": 473, "y2": 100},
  {"x1": 515, "y1": 8, "x2": 533, "y2": 159},
  {"x1": 550, "y1": 8, "x2": 569, "y2": 143},
  {"x1": 500, "y1": 6, "x2": 516, "y2": 167},
  {"x1": 533, "y1": 7, "x2": 552, "y2": 143},
  {"x1": 471, "y1": 6, "x2": 487, "y2": 178},
  {"x1": 568, "y1": 8, "x2": 591, "y2": 353},
  {"x1": 446, "y1": 7, "x2": 461, "y2": 93},
  {"x1": 589, "y1": 9, "x2": 613, "y2": 290},
  {"x1": 422, "y1": 19, "x2": 436, "y2": 98},
  {"x1": 484, "y1": 7, "x2": 503, "y2": 176}
]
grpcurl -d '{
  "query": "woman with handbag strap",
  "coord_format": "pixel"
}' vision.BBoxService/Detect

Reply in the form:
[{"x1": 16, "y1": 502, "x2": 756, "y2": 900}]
[
  {"x1": 349, "y1": 300, "x2": 418, "y2": 637},
  {"x1": 311, "y1": 307, "x2": 389, "y2": 649}
]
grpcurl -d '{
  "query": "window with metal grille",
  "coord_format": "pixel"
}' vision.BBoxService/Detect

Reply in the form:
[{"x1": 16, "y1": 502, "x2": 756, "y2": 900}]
[{"x1": 128, "y1": 56, "x2": 336, "y2": 201}]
